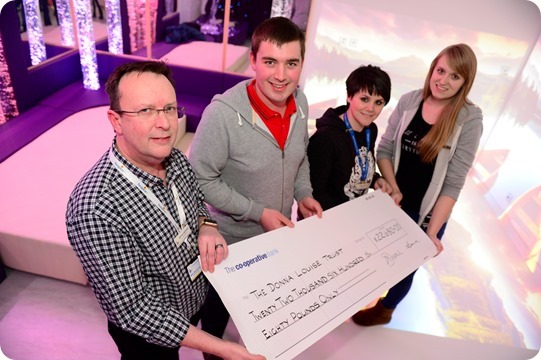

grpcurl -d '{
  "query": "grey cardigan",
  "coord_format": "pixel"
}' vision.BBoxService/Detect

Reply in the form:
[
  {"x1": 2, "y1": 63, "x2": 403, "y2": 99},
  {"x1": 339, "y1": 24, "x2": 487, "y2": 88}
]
[
  {"x1": 376, "y1": 89, "x2": 483, "y2": 225},
  {"x1": 189, "y1": 80, "x2": 313, "y2": 243}
]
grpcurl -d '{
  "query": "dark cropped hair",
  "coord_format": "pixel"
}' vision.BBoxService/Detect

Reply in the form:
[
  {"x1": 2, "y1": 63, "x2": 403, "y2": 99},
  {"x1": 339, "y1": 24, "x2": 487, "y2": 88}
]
[
  {"x1": 105, "y1": 61, "x2": 175, "y2": 111},
  {"x1": 251, "y1": 16, "x2": 306, "y2": 61},
  {"x1": 346, "y1": 65, "x2": 391, "y2": 105}
]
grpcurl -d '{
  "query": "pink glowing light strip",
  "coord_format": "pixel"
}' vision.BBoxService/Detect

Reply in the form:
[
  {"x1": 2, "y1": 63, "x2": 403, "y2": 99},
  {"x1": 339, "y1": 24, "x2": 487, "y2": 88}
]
[
  {"x1": 127, "y1": 0, "x2": 157, "y2": 54},
  {"x1": 22, "y1": 0, "x2": 47, "y2": 65}
]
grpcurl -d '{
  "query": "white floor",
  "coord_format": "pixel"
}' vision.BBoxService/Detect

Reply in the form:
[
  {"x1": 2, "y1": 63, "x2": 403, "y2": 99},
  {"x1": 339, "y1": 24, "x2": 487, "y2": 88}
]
[{"x1": 0, "y1": 269, "x2": 538, "y2": 360}]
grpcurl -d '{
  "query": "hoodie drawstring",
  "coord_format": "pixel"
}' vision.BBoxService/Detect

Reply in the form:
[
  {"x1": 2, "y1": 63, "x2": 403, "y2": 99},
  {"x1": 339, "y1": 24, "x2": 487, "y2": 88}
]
[
  {"x1": 237, "y1": 112, "x2": 243, "y2": 126},
  {"x1": 298, "y1": 106, "x2": 306, "y2": 120}
]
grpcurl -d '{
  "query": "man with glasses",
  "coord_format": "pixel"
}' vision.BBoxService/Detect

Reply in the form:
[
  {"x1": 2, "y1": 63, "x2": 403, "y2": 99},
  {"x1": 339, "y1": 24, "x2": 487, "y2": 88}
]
[{"x1": 66, "y1": 61, "x2": 264, "y2": 360}]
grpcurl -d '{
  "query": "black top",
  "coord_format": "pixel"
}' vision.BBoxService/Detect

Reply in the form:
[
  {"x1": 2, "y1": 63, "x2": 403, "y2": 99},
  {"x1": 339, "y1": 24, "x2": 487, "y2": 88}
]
[
  {"x1": 395, "y1": 103, "x2": 435, "y2": 213},
  {"x1": 307, "y1": 105, "x2": 380, "y2": 211}
]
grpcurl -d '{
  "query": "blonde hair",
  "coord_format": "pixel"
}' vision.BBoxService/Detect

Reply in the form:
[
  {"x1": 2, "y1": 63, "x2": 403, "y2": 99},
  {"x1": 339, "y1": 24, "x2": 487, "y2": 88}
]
[{"x1": 419, "y1": 44, "x2": 477, "y2": 163}]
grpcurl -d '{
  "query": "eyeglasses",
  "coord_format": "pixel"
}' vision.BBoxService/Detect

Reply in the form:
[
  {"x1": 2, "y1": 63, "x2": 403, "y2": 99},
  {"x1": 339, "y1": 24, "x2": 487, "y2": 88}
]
[{"x1": 112, "y1": 106, "x2": 185, "y2": 121}]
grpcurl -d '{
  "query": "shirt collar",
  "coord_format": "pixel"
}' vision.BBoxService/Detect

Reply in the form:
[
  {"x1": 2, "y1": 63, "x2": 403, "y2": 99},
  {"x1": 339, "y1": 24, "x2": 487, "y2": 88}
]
[
  {"x1": 247, "y1": 79, "x2": 297, "y2": 120},
  {"x1": 111, "y1": 139, "x2": 175, "y2": 186}
]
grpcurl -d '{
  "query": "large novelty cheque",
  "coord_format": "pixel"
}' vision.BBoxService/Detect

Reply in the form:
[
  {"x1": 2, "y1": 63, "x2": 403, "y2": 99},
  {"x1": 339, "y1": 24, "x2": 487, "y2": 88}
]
[{"x1": 203, "y1": 190, "x2": 437, "y2": 360}]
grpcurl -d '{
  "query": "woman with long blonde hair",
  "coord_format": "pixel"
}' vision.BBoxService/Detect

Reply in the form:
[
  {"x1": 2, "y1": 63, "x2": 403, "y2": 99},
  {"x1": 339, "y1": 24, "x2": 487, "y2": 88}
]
[{"x1": 352, "y1": 43, "x2": 483, "y2": 326}]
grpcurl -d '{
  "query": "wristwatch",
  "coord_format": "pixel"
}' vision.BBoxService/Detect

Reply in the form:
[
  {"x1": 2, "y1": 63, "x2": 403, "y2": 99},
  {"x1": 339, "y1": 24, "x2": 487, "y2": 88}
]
[{"x1": 200, "y1": 218, "x2": 218, "y2": 229}]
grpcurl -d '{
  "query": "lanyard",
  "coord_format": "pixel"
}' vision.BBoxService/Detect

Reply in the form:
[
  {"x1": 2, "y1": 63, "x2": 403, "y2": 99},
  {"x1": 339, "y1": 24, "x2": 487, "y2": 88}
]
[
  {"x1": 343, "y1": 112, "x2": 371, "y2": 181},
  {"x1": 108, "y1": 148, "x2": 187, "y2": 232}
]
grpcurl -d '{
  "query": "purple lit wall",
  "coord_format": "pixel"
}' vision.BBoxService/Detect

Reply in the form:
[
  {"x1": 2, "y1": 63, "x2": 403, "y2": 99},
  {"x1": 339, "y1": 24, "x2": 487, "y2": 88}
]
[{"x1": 0, "y1": 2, "x2": 83, "y2": 112}]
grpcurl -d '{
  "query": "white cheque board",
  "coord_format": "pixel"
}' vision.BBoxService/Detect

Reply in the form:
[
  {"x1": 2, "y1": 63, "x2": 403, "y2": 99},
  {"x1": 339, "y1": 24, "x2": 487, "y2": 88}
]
[{"x1": 204, "y1": 190, "x2": 436, "y2": 360}]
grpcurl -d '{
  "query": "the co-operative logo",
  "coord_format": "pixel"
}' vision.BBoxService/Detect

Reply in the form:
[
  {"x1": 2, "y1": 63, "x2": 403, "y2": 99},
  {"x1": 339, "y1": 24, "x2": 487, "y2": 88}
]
[{"x1": 223, "y1": 248, "x2": 279, "y2": 274}]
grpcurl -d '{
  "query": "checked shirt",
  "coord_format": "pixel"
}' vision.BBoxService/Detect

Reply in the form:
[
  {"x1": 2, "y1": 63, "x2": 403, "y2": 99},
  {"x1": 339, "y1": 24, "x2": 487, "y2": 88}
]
[{"x1": 66, "y1": 142, "x2": 210, "y2": 347}]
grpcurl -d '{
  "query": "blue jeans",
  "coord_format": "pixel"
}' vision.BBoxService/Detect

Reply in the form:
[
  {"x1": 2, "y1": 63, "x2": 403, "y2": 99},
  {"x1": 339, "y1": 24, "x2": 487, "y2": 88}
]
[{"x1": 381, "y1": 210, "x2": 446, "y2": 309}]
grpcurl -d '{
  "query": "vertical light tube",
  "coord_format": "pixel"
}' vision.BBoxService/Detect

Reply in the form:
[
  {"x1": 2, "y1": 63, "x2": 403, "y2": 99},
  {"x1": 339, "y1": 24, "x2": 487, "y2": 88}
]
[
  {"x1": 105, "y1": 0, "x2": 124, "y2": 54},
  {"x1": 270, "y1": 0, "x2": 294, "y2": 18},
  {"x1": 127, "y1": 0, "x2": 143, "y2": 52},
  {"x1": 23, "y1": 0, "x2": 47, "y2": 65},
  {"x1": 127, "y1": 0, "x2": 157, "y2": 54},
  {"x1": 74, "y1": 0, "x2": 99, "y2": 90},
  {"x1": 145, "y1": 0, "x2": 151, "y2": 58},
  {"x1": 221, "y1": 0, "x2": 231, "y2": 72},
  {"x1": 56, "y1": 0, "x2": 76, "y2": 47},
  {"x1": 164, "y1": 0, "x2": 173, "y2": 14}
]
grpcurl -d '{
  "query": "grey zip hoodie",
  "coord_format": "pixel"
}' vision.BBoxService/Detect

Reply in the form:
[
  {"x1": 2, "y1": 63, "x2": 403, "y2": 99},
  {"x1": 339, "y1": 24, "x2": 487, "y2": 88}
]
[
  {"x1": 189, "y1": 79, "x2": 313, "y2": 244},
  {"x1": 377, "y1": 89, "x2": 483, "y2": 225}
]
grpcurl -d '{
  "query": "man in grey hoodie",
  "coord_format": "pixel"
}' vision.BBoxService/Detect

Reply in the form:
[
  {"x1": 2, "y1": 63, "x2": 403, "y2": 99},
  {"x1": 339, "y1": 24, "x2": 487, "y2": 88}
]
[{"x1": 189, "y1": 16, "x2": 323, "y2": 354}]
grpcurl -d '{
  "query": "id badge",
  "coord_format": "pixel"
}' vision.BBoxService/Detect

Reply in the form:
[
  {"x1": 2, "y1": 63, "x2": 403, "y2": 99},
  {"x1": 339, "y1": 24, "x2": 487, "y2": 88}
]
[
  {"x1": 174, "y1": 224, "x2": 192, "y2": 247},
  {"x1": 187, "y1": 257, "x2": 202, "y2": 281}
]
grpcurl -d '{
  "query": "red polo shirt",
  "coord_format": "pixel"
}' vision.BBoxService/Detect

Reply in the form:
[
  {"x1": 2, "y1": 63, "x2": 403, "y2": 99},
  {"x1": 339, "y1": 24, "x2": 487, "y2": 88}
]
[{"x1": 247, "y1": 80, "x2": 297, "y2": 150}]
